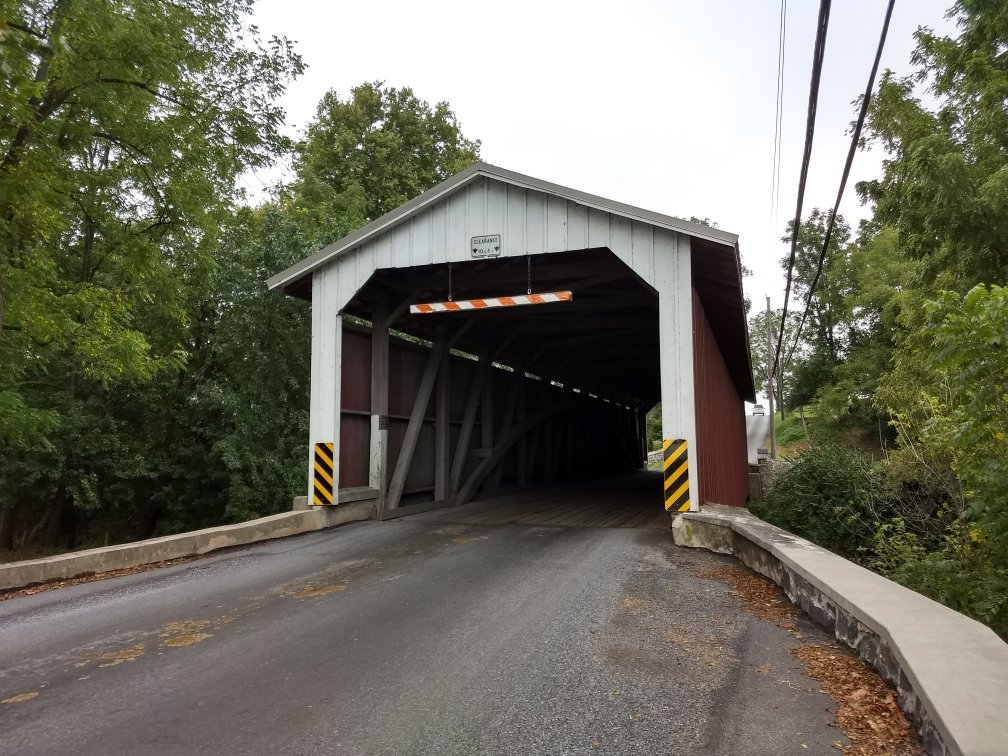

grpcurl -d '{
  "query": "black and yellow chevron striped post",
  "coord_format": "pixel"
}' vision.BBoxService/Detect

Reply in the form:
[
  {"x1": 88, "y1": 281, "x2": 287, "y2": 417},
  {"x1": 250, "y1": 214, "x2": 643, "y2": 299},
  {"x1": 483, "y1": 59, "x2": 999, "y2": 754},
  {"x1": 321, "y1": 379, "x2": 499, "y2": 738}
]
[
  {"x1": 313, "y1": 442, "x2": 335, "y2": 506},
  {"x1": 663, "y1": 439, "x2": 690, "y2": 512}
]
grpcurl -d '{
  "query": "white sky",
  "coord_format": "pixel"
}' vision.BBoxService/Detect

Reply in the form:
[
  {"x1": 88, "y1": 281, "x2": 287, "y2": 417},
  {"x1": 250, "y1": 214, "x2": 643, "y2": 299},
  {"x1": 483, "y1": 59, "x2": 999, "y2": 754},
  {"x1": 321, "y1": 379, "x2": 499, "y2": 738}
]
[{"x1": 251, "y1": 0, "x2": 955, "y2": 313}]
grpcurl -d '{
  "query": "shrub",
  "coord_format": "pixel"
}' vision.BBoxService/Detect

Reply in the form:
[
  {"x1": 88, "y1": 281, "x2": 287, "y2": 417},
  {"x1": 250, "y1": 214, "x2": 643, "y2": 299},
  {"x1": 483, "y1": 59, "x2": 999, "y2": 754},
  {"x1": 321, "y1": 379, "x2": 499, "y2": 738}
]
[{"x1": 752, "y1": 444, "x2": 885, "y2": 560}]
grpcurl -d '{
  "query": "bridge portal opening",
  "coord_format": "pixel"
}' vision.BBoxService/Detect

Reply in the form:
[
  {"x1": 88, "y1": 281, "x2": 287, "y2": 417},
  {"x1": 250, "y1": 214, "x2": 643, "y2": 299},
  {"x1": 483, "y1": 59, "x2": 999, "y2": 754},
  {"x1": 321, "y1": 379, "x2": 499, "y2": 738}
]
[
  {"x1": 339, "y1": 248, "x2": 661, "y2": 516},
  {"x1": 268, "y1": 163, "x2": 755, "y2": 521}
]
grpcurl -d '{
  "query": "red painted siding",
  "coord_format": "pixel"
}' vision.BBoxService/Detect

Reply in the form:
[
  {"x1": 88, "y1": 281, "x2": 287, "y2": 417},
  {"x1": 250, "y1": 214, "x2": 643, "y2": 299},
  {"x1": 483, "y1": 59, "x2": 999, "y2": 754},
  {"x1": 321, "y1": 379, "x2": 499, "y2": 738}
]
[{"x1": 692, "y1": 289, "x2": 749, "y2": 506}]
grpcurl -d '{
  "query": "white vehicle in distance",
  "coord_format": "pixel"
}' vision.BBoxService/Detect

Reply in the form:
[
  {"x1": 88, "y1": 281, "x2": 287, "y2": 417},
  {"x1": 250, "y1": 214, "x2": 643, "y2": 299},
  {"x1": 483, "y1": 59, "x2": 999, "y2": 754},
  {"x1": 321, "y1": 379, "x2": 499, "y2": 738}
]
[{"x1": 752, "y1": 404, "x2": 765, "y2": 415}]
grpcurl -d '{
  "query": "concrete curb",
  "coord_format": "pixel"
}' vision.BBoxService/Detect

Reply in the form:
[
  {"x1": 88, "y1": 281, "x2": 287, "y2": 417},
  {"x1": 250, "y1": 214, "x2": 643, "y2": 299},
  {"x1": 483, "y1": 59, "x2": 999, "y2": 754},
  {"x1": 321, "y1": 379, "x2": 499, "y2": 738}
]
[
  {"x1": 672, "y1": 505, "x2": 1008, "y2": 756},
  {"x1": 0, "y1": 500, "x2": 376, "y2": 592}
]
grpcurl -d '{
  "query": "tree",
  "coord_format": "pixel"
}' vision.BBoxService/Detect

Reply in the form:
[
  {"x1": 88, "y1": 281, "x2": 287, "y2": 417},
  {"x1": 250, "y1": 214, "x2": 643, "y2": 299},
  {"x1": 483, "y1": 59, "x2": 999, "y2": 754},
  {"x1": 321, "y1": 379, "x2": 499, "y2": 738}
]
[
  {"x1": 779, "y1": 209, "x2": 853, "y2": 365},
  {"x1": 747, "y1": 306, "x2": 801, "y2": 414},
  {"x1": 859, "y1": 0, "x2": 1008, "y2": 288},
  {"x1": 875, "y1": 285, "x2": 1008, "y2": 635},
  {"x1": 288, "y1": 82, "x2": 481, "y2": 241},
  {"x1": 0, "y1": 0, "x2": 302, "y2": 548}
]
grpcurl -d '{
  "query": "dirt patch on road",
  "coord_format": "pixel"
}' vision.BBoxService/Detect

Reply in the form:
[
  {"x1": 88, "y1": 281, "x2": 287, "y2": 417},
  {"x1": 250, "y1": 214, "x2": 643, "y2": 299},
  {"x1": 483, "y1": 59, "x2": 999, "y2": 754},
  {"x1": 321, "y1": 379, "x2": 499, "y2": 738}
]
[
  {"x1": 289, "y1": 582, "x2": 348, "y2": 598},
  {"x1": 791, "y1": 644, "x2": 923, "y2": 756},
  {"x1": 2, "y1": 691, "x2": 39, "y2": 704},
  {"x1": 696, "y1": 563, "x2": 798, "y2": 632}
]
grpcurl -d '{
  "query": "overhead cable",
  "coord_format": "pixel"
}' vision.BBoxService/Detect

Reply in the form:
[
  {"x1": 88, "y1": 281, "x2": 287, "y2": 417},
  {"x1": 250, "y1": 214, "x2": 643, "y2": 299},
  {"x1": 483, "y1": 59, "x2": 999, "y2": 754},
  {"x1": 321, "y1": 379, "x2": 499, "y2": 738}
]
[
  {"x1": 771, "y1": 0, "x2": 832, "y2": 384},
  {"x1": 783, "y1": 0, "x2": 896, "y2": 370},
  {"x1": 770, "y1": 0, "x2": 788, "y2": 225}
]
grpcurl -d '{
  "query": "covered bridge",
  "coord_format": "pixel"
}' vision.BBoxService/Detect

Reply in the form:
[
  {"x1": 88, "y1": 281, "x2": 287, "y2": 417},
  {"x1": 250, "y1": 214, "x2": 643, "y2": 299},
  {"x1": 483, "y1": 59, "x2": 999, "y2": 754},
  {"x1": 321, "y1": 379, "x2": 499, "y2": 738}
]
[{"x1": 267, "y1": 162, "x2": 755, "y2": 519}]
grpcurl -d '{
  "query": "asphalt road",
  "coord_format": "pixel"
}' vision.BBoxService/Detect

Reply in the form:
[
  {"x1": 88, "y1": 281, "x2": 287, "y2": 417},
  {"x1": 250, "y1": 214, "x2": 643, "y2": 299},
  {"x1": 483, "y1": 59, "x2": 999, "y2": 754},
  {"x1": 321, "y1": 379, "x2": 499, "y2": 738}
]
[
  {"x1": 1, "y1": 510, "x2": 845, "y2": 755},
  {"x1": 746, "y1": 414, "x2": 771, "y2": 463}
]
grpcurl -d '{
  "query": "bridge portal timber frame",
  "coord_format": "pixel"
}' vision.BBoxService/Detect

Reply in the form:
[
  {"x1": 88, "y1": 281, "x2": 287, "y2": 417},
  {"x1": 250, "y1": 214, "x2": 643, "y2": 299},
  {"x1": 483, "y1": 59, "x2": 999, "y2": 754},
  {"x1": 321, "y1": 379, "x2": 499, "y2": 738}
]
[{"x1": 268, "y1": 162, "x2": 755, "y2": 517}]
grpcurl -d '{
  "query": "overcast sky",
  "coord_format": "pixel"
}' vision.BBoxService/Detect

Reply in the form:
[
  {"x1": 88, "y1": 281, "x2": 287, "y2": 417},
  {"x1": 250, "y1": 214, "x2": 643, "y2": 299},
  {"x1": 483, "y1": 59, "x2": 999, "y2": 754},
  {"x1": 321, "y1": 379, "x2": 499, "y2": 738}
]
[{"x1": 250, "y1": 0, "x2": 955, "y2": 312}]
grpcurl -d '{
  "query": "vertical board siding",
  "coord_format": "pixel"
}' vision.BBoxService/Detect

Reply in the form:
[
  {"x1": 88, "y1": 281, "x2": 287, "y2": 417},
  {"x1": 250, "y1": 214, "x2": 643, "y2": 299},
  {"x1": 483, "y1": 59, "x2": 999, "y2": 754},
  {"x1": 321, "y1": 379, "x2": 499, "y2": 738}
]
[
  {"x1": 374, "y1": 234, "x2": 392, "y2": 270},
  {"x1": 487, "y1": 179, "x2": 508, "y2": 247},
  {"x1": 505, "y1": 185, "x2": 527, "y2": 256},
  {"x1": 320, "y1": 176, "x2": 680, "y2": 315},
  {"x1": 412, "y1": 210, "x2": 432, "y2": 266},
  {"x1": 609, "y1": 214, "x2": 632, "y2": 270},
  {"x1": 339, "y1": 417, "x2": 370, "y2": 488},
  {"x1": 466, "y1": 177, "x2": 487, "y2": 241},
  {"x1": 588, "y1": 207, "x2": 610, "y2": 248},
  {"x1": 692, "y1": 289, "x2": 748, "y2": 506},
  {"x1": 567, "y1": 202, "x2": 588, "y2": 250},
  {"x1": 432, "y1": 199, "x2": 447, "y2": 264},
  {"x1": 546, "y1": 195, "x2": 568, "y2": 252},
  {"x1": 525, "y1": 190, "x2": 546, "y2": 254},
  {"x1": 447, "y1": 190, "x2": 468, "y2": 264}
]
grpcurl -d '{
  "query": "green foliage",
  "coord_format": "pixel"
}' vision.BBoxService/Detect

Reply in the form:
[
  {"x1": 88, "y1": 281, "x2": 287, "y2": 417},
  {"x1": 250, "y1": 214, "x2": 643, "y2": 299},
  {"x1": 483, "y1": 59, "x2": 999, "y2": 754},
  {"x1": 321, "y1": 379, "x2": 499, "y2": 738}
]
[
  {"x1": 0, "y1": 5, "x2": 481, "y2": 556},
  {"x1": 774, "y1": 412, "x2": 806, "y2": 445},
  {"x1": 747, "y1": 306, "x2": 801, "y2": 412},
  {"x1": 646, "y1": 404, "x2": 661, "y2": 451},
  {"x1": 859, "y1": 1, "x2": 1008, "y2": 286},
  {"x1": 752, "y1": 444, "x2": 885, "y2": 560},
  {"x1": 870, "y1": 285, "x2": 1008, "y2": 635},
  {"x1": 0, "y1": 0, "x2": 305, "y2": 551},
  {"x1": 779, "y1": 209, "x2": 853, "y2": 365},
  {"x1": 287, "y1": 81, "x2": 480, "y2": 241}
]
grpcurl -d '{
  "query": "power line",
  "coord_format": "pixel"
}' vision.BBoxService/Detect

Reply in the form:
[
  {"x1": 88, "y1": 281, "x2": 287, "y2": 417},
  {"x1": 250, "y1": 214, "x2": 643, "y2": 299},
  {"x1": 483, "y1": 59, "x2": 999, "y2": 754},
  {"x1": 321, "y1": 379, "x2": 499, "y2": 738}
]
[
  {"x1": 771, "y1": 0, "x2": 832, "y2": 383},
  {"x1": 783, "y1": 0, "x2": 896, "y2": 370},
  {"x1": 770, "y1": 0, "x2": 788, "y2": 225}
]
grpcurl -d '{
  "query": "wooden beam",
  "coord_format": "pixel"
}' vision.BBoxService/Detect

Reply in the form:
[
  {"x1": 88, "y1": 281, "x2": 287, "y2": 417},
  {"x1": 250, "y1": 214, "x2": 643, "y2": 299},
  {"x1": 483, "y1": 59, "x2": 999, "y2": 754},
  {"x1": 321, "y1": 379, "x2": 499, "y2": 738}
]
[
  {"x1": 480, "y1": 359, "x2": 496, "y2": 494},
  {"x1": 456, "y1": 403, "x2": 572, "y2": 506},
  {"x1": 448, "y1": 335, "x2": 516, "y2": 495},
  {"x1": 388, "y1": 288, "x2": 426, "y2": 326},
  {"x1": 385, "y1": 335, "x2": 448, "y2": 512},
  {"x1": 369, "y1": 300, "x2": 390, "y2": 512},
  {"x1": 434, "y1": 326, "x2": 451, "y2": 502},
  {"x1": 490, "y1": 366, "x2": 523, "y2": 490},
  {"x1": 517, "y1": 371, "x2": 528, "y2": 486},
  {"x1": 450, "y1": 345, "x2": 492, "y2": 494}
]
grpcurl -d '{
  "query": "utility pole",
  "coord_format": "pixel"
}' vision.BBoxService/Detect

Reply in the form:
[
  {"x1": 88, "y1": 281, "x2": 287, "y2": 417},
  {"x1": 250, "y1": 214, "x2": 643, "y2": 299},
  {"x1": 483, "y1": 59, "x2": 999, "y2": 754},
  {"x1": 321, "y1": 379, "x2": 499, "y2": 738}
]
[{"x1": 765, "y1": 296, "x2": 777, "y2": 459}]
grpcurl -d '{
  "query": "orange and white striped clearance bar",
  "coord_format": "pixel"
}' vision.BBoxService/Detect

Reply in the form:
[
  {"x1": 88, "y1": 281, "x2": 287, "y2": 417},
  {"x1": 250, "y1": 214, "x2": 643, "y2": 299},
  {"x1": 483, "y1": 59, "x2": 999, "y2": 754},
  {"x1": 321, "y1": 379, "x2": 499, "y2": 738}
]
[{"x1": 410, "y1": 290, "x2": 573, "y2": 314}]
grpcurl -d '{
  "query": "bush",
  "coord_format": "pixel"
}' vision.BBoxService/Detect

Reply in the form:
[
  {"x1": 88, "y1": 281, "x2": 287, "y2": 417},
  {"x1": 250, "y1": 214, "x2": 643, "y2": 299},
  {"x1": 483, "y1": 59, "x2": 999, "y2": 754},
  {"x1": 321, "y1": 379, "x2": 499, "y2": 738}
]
[
  {"x1": 752, "y1": 444, "x2": 885, "y2": 560},
  {"x1": 873, "y1": 516, "x2": 1008, "y2": 640}
]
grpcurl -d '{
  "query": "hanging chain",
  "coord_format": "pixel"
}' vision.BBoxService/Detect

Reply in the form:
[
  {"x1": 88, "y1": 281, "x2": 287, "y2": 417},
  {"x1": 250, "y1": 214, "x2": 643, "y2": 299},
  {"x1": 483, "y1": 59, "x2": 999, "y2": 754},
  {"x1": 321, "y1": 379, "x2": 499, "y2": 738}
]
[
  {"x1": 448, "y1": 262, "x2": 453, "y2": 301},
  {"x1": 526, "y1": 253, "x2": 531, "y2": 295}
]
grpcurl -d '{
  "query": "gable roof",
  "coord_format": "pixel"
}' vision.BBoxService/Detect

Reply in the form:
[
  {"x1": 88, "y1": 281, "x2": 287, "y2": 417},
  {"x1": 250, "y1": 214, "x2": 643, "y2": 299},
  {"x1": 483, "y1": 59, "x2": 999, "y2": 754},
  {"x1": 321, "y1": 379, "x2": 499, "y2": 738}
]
[{"x1": 266, "y1": 161, "x2": 740, "y2": 294}]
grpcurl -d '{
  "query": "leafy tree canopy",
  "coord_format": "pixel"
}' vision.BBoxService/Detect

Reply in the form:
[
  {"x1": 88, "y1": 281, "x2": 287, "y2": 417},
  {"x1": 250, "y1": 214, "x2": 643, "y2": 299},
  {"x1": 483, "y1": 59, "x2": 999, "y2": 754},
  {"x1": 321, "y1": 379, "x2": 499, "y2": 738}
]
[{"x1": 287, "y1": 81, "x2": 480, "y2": 242}]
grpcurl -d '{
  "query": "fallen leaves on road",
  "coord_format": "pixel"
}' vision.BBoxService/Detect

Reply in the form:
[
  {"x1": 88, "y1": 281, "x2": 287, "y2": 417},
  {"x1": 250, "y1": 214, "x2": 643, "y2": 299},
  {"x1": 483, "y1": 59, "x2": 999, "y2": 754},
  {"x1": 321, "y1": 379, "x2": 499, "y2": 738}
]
[
  {"x1": 2, "y1": 691, "x2": 39, "y2": 704},
  {"x1": 159, "y1": 617, "x2": 235, "y2": 648},
  {"x1": 0, "y1": 555, "x2": 201, "y2": 602},
  {"x1": 664, "y1": 620, "x2": 737, "y2": 669},
  {"x1": 290, "y1": 582, "x2": 348, "y2": 599},
  {"x1": 91, "y1": 645, "x2": 146, "y2": 669},
  {"x1": 790, "y1": 644, "x2": 923, "y2": 756},
  {"x1": 696, "y1": 563, "x2": 798, "y2": 632},
  {"x1": 160, "y1": 619, "x2": 213, "y2": 648},
  {"x1": 451, "y1": 535, "x2": 487, "y2": 544}
]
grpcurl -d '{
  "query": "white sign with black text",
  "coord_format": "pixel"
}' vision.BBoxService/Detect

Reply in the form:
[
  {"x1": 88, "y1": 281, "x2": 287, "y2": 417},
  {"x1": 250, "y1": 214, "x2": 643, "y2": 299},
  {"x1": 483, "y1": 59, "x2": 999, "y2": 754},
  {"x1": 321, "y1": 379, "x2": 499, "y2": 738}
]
[{"x1": 471, "y1": 234, "x2": 501, "y2": 258}]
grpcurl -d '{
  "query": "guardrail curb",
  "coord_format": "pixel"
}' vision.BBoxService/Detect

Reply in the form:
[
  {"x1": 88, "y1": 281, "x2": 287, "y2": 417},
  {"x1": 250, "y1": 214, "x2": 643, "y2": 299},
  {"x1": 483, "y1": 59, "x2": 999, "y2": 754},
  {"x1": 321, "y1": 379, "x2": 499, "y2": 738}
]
[
  {"x1": 0, "y1": 500, "x2": 376, "y2": 593},
  {"x1": 672, "y1": 505, "x2": 1008, "y2": 756}
]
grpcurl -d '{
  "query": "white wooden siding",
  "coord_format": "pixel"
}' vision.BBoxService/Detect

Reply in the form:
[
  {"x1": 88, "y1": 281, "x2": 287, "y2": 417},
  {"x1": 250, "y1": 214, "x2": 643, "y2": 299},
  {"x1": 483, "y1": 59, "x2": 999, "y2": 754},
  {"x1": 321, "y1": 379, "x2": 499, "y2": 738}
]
[
  {"x1": 308, "y1": 174, "x2": 697, "y2": 509},
  {"x1": 313, "y1": 176, "x2": 679, "y2": 316},
  {"x1": 656, "y1": 233, "x2": 698, "y2": 509}
]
